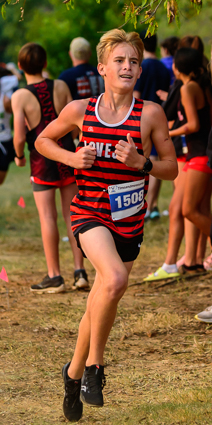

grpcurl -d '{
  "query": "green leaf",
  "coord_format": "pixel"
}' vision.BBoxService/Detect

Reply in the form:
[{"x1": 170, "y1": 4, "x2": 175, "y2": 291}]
[
  {"x1": 125, "y1": 8, "x2": 131, "y2": 23},
  {"x1": 146, "y1": 19, "x2": 158, "y2": 37},
  {"x1": 192, "y1": 1, "x2": 202, "y2": 15},
  {"x1": 64, "y1": 0, "x2": 75, "y2": 10},
  {"x1": 1, "y1": 3, "x2": 6, "y2": 20},
  {"x1": 175, "y1": 13, "x2": 180, "y2": 27}
]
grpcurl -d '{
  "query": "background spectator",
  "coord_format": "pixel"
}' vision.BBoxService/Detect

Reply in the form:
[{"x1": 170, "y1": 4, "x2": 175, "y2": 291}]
[
  {"x1": 0, "y1": 66, "x2": 19, "y2": 185},
  {"x1": 59, "y1": 37, "x2": 104, "y2": 100},
  {"x1": 160, "y1": 36, "x2": 180, "y2": 86},
  {"x1": 134, "y1": 30, "x2": 171, "y2": 221}
]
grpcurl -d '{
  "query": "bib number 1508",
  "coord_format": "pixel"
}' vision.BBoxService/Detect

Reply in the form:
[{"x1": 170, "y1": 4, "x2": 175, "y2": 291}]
[
  {"x1": 115, "y1": 189, "x2": 144, "y2": 209},
  {"x1": 108, "y1": 179, "x2": 145, "y2": 221}
]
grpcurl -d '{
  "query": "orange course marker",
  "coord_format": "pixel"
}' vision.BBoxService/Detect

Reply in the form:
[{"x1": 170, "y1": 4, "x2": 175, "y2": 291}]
[
  {"x1": 0, "y1": 267, "x2": 9, "y2": 282},
  {"x1": 17, "y1": 196, "x2": 26, "y2": 208}
]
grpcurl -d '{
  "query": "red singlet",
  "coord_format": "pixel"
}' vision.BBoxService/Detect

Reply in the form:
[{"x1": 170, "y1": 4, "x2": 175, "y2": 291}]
[{"x1": 70, "y1": 95, "x2": 149, "y2": 242}]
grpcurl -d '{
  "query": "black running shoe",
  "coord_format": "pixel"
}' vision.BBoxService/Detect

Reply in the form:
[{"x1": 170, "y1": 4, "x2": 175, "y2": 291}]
[
  {"x1": 62, "y1": 362, "x2": 83, "y2": 422},
  {"x1": 72, "y1": 269, "x2": 89, "y2": 289},
  {"x1": 30, "y1": 275, "x2": 65, "y2": 294},
  {"x1": 81, "y1": 364, "x2": 106, "y2": 407}
]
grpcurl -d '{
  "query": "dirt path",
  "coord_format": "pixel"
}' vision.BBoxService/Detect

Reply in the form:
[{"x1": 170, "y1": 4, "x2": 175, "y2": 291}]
[{"x1": 1, "y1": 255, "x2": 212, "y2": 424}]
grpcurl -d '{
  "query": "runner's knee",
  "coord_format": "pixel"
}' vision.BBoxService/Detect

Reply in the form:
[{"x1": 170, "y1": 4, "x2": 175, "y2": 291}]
[
  {"x1": 169, "y1": 200, "x2": 181, "y2": 221},
  {"x1": 38, "y1": 206, "x2": 58, "y2": 221},
  {"x1": 105, "y1": 268, "x2": 128, "y2": 300}
]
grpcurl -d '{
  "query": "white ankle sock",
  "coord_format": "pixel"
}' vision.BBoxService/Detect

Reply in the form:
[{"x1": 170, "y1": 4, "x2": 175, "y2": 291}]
[{"x1": 162, "y1": 263, "x2": 178, "y2": 273}]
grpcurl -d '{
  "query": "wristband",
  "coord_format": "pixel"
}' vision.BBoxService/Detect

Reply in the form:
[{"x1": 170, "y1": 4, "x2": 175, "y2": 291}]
[
  {"x1": 141, "y1": 157, "x2": 153, "y2": 173},
  {"x1": 139, "y1": 158, "x2": 153, "y2": 174},
  {"x1": 16, "y1": 154, "x2": 25, "y2": 160}
]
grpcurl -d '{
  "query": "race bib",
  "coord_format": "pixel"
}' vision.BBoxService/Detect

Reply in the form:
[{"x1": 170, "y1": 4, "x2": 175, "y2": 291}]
[{"x1": 108, "y1": 179, "x2": 145, "y2": 221}]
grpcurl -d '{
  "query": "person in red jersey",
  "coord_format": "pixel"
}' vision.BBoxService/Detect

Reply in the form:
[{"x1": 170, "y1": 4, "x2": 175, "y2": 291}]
[
  {"x1": 35, "y1": 29, "x2": 178, "y2": 422},
  {"x1": 12, "y1": 43, "x2": 89, "y2": 293}
]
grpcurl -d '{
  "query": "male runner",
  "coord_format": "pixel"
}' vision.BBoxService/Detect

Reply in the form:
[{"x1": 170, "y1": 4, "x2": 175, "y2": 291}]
[
  {"x1": 12, "y1": 42, "x2": 89, "y2": 292},
  {"x1": 34, "y1": 29, "x2": 178, "y2": 422}
]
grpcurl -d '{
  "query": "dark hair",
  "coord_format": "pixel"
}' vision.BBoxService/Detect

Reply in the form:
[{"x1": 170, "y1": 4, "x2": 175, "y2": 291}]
[
  {"x1": 160, "y1": 36, "x2": 179, "y2": 57},
  {"x1": 178, "y1": 35, "x2": 211, "y2": 83},
  {"x1": 18, "y1": 43, "x2": 46, "y2": 75},
  {"x1": 178, "y1": 36, "x2": 204, "y2": 61},
  {"x1": 174, "y1": 47, "x2": 211, "y2": 92},
  {"x1": 0, "y1": 66, "x2": 13, "y2": 78},
  {"x1": 139, "y1": 30, "x2": 157, "y2": 53},
  {"x1": 174, "y1": 47, "x2": 202, "y2": 77}
]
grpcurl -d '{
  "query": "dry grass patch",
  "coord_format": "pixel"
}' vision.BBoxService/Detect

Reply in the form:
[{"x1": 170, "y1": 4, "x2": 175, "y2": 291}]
[{"x1": 1, "y1": 167, "x2": 212, "y2": 424}]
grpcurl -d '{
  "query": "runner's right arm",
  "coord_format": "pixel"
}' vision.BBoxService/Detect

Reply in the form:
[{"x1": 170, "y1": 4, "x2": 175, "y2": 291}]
[
  {"x1": 11, "y1": 90, "x2": 27, "y2": 167},
  {"x1": 35, "y1": 100, "x2": 96, "y2": 169}
]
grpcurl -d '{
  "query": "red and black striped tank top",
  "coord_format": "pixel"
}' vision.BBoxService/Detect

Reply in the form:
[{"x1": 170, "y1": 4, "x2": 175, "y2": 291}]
[
  {"x1": 70, "y1": 95, "x2": 149, "y2": 241},
  {"x1": 25, "y1": 79, "x2": 75, "y2": 184}
]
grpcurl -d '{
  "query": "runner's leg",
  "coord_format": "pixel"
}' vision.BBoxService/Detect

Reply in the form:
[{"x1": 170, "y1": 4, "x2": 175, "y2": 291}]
[
  {"x1": 33, "y1": 188, "x2": 60, "y2": 277},
  {"x1": 60, "y1": 183, "x2": 84, "y2": 270},
  {"x1": 182, "y1": 169, "x2": 211, "y2": 236},
  {"x1": 165, "y1": 170, "x2": 186, "y2": 265},
  {"x1": 195, "y1": 181, "x2": 211, "y2": 264},
  {"x1": 68, "y1": 226, "x2": 133, "y2": 379},
  {"x1": 173, "y1": 160, "x2": 185, "y2": 188},
  {"x1": 184, "y1": 220, "x2": 200, "y2": 267},
  {"x1": 0, "y1": 170, "x2": 7, "y2": 185},
  {"x1": 67, "y1": 273, "x2": 101, "y2": 379}
]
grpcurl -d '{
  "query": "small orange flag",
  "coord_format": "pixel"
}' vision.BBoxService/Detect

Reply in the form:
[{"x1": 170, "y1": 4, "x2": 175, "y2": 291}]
[
  {"x1": 17, "y1": 196, "x2": 25, "y2": 208},
  {"x1": 0, "y1": 267, "x2": 9, "y2": 282}
]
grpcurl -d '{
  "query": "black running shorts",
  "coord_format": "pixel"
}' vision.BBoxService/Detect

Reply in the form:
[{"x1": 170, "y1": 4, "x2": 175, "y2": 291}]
[
  {"x1": 75, "y1": 222, "x2": 142, "y2": 262},
  {"x1": 0, "y1": 139, "x2": 15, "y2": 171}
]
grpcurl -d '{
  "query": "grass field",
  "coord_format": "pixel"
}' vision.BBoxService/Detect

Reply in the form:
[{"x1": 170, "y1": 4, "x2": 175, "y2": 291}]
[{"x1": 1, "y1": 159, "x2": 212, "y2": 425}]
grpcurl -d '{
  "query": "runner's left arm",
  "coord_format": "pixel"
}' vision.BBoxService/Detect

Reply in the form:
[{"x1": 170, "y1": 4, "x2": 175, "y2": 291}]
[{"x1": 115, "y1": 102, "x2": 178, "y2": 181}]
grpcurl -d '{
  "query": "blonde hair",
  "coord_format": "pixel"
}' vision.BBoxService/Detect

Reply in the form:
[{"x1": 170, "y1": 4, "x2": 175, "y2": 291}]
[
  {"x1": 70, "y1": 37, "x2": 91, "y2": 62},
  {"x1": 96, "y1": 29, "x2": 144, "y2": 64}
]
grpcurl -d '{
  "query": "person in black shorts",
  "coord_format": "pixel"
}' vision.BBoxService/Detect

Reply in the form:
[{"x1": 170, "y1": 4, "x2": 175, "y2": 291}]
[{"x1": 34, "y1": 29, "x2": 178, "y2": 422}]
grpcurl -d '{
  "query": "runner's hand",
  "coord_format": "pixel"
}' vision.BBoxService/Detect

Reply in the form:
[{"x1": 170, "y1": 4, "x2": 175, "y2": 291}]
[
  {"x1": 73, "y1": 146, "x2": 96, "y2": 169},
  {"x1": 115, "y1": 133, "x2": 145, "y2": 169},
  {"x1": 15, "y1": 157, "x2": 26, "y2": 167}
]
